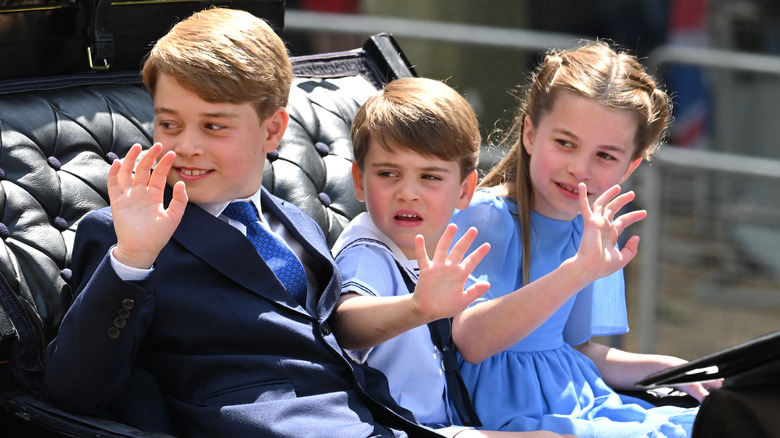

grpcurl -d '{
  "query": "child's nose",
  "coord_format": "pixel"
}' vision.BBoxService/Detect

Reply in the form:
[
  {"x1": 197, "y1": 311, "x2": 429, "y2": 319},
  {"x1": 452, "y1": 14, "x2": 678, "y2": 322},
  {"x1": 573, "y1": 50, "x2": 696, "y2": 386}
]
[
  {"x1": 174, "y1": 129, "x2": 204, "y2": 157},
  {"x1": 567, "y1": 157, "x2": 590, "y2": 181},
  {"x1": 396, "y1": 178, "x2": 419, "y2": 201}
]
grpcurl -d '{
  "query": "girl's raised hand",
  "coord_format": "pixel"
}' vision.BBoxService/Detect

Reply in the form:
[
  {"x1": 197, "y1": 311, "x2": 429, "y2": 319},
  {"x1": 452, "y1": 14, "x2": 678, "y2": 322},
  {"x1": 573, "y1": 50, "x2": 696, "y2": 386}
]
[
  {"x1": 412, "y1": 224, "x2": 491, "y2": 322},
  {"x1": 577, "y1": 182, "x2": 647, "y2": 280},
  {"x1": 108, "y1": 143, "x2": 188, "y2": 269}
]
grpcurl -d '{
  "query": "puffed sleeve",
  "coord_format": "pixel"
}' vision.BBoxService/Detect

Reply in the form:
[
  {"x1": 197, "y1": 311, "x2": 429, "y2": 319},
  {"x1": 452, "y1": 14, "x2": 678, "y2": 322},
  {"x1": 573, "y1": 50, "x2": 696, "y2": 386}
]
[
  {"x1": 451, "y1": 191, "x2": 522, "y2": 300},
  {"x1": 563, "y1": 218, "x2": 629, "y2": 345}
]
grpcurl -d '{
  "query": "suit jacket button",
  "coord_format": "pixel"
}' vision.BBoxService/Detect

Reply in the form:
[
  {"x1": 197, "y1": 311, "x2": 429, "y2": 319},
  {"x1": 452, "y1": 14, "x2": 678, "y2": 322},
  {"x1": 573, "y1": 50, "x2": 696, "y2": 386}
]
[
  {"x1": 108, "y1": 327, "x2": 121, "y2": 339},
  {"x1": 320, "y1": 323, "x2": 331, "y2": 336},
  {"x1": 114, "y1": 316, "x2": 127, "y2": 329},
  {"x1": 118, "y1": 308, "x2": 131, "y2": 319},
  {"x1": 122, "y1": 298, "x2": 135, "y2": 310}
]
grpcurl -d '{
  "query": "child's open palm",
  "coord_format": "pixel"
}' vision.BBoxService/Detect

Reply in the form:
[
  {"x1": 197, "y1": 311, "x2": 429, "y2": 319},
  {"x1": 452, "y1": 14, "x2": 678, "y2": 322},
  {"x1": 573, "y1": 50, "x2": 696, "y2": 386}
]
[
  {"x1": 108, "y1": 143, "x2": 188, "y2": 269},
  {"x1": 412, "y1": 224, "x2": 491, "y2": 323},
  {"x1": 576, "y1": 182, "x2": 647, "y2": 281}
]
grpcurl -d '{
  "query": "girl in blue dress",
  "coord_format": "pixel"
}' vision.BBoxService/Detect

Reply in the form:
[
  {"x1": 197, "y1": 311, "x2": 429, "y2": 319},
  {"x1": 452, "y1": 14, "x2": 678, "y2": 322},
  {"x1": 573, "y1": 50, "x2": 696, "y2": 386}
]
[{"x1": 450, "y1": 41, "x2": 721, "y2": 437}]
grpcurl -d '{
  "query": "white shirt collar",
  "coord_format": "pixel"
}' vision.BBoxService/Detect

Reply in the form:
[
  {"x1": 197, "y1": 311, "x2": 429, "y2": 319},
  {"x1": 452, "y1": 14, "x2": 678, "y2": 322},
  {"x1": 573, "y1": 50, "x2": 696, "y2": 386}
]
[{"x1": 199, "y1": 189, "x2": 264, "y2": 223}]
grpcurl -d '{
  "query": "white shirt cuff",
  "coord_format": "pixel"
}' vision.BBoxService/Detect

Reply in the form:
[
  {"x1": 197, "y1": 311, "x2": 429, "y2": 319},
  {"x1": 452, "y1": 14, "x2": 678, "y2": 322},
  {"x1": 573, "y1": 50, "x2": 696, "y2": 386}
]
[{"x1": 109, "y1": 244, "x2": 153, "y2": 281}]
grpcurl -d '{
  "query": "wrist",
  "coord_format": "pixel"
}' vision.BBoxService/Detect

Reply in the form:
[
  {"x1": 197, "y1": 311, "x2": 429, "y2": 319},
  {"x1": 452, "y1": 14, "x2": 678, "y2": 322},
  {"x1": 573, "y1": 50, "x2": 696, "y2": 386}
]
[
  {"x1": 407, "y1": 292, "x2": 438, "y2": 325},
  {"x1": 559, "y1": 256, "x2": 599, "y2": 289},
  {"x1": 112, "y1": 245, "x2": 156, "y2": 270}
]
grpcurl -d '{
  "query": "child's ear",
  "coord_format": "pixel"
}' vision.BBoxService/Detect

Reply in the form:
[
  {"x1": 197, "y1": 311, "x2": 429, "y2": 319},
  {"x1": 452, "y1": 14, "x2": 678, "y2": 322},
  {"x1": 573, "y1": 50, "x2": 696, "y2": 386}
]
[
  {"x1": 620, "y1": 157, "x2": 643, "y2": 183},
  {"x1": 261, "y1": 107, "x2": 289, "y2": 153},
  {"x1": 456, "y1": 169, "x2": 478, "y2": 210},
  {"x1": 521, "y1": 116, "x2": 535, "y2": 155},
  {"x1": 351, "y1": 161, "x2": 366, "y2": 202}
]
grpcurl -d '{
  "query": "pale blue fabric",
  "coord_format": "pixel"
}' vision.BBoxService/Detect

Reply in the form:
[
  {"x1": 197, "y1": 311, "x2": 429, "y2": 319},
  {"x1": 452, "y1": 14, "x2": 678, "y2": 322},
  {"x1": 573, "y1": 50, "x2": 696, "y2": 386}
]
[
  {"x1": 332, "y1": 213, "x2": 452, "y2": 427},
  {"x1": 450, "y1": 190, "x2": 698, "y2": 437}
]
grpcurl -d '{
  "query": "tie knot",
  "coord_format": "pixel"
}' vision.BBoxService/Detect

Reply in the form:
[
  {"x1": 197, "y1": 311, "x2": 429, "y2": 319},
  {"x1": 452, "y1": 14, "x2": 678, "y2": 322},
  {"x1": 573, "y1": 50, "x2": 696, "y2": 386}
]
[{"x1": 223, "y1": 202, "x2": 259, "y2": 226}]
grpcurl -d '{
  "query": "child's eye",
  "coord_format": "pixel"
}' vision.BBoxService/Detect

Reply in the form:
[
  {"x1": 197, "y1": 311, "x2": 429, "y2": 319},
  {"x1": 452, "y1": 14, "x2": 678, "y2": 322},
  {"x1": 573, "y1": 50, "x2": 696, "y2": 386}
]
[
  {"x1": 204, "y1": 123, "x2": 227, "y2": 131},
  {"x1": 556, "y1": 139, "x2": 574, "y2": 148},
  {"x1": 158, "y1": 121, "x2": 180, "y2": 130},
  {"x1": 378, "y1": 170, "x2": 398, "y2": 178},
  {"x1": 421, "y1": 174, "x2": 442, "y2": 181},
  {"x1": 597, "y1": 152, "x2": 617, "y2": 161}
]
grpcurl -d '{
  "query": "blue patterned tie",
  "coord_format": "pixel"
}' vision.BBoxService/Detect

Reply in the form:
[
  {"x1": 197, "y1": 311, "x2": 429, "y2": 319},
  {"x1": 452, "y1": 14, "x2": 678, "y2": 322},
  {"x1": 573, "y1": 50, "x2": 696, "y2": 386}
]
[{"x1": 223, "y1": 202, "x2": 308, "y2": 306}]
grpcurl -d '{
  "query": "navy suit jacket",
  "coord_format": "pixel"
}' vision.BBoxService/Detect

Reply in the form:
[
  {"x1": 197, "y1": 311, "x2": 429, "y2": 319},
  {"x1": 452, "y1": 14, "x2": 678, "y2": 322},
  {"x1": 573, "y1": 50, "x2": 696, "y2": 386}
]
[{"x1": 44, "y1": 187, "x2": 439, "y2": 438}]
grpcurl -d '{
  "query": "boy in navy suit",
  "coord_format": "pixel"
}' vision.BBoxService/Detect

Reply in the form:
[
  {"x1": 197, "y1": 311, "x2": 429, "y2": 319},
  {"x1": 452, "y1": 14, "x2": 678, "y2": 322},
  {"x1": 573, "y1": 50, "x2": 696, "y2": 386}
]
[{"x1": 43, "y1": 7, "x2": 440, "y2": 438}]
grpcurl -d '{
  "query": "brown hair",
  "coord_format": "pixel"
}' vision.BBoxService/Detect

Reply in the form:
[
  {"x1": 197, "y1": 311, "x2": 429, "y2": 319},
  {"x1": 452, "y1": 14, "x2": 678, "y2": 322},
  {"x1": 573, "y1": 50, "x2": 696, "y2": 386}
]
[
  {"x1": 351, "y1": 77, "x2": 481, "y2": 181},
  {"x1": 142, "y1": 7, "x2": 292, "y2": 120},
  {"x1": 482, "y1": 40, "x2": 673, "y2": 284}
]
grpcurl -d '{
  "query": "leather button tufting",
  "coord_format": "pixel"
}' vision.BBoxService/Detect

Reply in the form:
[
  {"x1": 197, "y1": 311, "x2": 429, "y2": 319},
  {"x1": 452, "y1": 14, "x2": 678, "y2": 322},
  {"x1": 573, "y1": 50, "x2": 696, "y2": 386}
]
[
  {"x1": 108, "y1": 327, "x2": 121, "y2": 339},
  {"x1": 106, "y1": 152, "x2": 120, "y2": 162},
  {"x1": 46, "y1": 156, "x2": 62, "y2": 170},
  {"x1": 318, "y1": 192, "x2": 331, "y2": 207},
  {"x1": 320, "y1": 322, "x2": 331, "y2": 336},
  {"x1": 60, "y1": 268, "x2": 72, "y2": 282},
  {"x1": 0, "y1": 223, "x2": 8, "y2": 239},
  {"x1": 52, "y1": 216, "x2": 68, "y2": 231},
  {"x1": 314, "y1": 142, "x2": 330, "y2": 157},
  {"x1": 266, "y1": 150, "x2": 279, "y2": 162}
]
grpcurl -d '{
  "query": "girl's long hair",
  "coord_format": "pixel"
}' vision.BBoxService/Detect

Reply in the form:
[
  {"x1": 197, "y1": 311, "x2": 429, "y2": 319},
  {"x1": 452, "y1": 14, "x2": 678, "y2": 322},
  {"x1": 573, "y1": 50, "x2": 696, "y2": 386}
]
[{"x1": 481, "y1": 40, "x2": 673, "y2": 284}]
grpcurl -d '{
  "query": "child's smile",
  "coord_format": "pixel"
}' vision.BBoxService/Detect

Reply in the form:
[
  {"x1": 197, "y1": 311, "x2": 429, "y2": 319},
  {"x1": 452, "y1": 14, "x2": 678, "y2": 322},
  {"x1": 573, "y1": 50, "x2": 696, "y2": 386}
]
[
  {"x1": 178, "y1": 167, "x2": 211, "y2": 177},
  {"x1": 522, "y1": 91, "x2": 642, "y2": 221},
  {"x1": 152, "y1": 73, "x2": 286, "y2": 204}
]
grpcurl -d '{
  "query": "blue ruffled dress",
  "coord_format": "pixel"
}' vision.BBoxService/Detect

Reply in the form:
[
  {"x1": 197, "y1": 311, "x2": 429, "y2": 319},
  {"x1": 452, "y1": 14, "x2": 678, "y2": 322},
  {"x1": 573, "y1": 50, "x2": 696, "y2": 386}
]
[{"x1": 450, "y1": 190, "x2": 698, "y2": 437}]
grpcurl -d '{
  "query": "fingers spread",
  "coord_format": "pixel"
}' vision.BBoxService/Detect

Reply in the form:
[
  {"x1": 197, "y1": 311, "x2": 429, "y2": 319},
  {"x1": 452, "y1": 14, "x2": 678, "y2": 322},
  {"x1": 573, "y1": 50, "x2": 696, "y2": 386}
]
[
  {"x1": 612, "y1": 209, "x2": 647, "y2": 233},
  {"x1": 149, "y1": 150, "x2": 176, "y2": 190},
  {"x1": 460, "y1": 242, "x2": 491, "y2": 273},
  {"x1": 448, "y1": 226, "x2": 478, "y2": 262},
  {"x1": 463, "y1": 281, "x2": 490, "y2": 303},
  {"x1": 578, "y1": 182, "x2": 591, "y2": 218},
  {"x1": 132, "y1": 143, "x2": 162, "y2": 186},
  {"x1": 618, "y1": 235, "x2": 640, "y2": 266},
  {"x1": 167, "y1": 181, "x2": 190, "y2": 222},
  {"x1": 414, "y1": 234, "x2": 430, "y2": 268},
  {"x1": 433, "y1": 223, "x2": 458, "y2": 263}
]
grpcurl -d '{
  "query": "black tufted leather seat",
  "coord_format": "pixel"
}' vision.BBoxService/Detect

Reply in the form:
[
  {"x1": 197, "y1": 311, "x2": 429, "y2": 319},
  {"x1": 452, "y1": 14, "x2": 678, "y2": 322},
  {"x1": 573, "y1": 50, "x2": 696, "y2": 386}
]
[{"x1": 0, "y1": 33, "x2": 415, "y2": 436}]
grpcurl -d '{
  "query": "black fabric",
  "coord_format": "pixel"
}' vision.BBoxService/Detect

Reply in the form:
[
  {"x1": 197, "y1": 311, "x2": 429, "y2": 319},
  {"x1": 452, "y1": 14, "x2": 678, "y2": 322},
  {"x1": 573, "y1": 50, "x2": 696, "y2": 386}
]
[
  {"x1": 692, "y1": 358, "x2": 780, "y2": 438},
  {"x1": 638, "y1": 330, "x2": 780, "y2": 388},
  {"x1": 397, "y1": 263, "x2": 482, "y2": 427},
  {"x1": 639, "y1": 330, "x2": 780, "y2": 437},
  {"x1": 0, "y1": 0, "x2": 284, "y2": 80}
]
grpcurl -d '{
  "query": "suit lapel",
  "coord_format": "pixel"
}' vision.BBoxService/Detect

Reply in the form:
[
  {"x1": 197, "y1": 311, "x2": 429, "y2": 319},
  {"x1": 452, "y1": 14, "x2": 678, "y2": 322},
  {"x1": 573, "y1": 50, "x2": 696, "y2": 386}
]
[
  {"x1": 170, "y1": 197, "x2": 310, "y2": 317},
  {"x1": 259, "y1": 188, "x2": 341, "y2": 322}
]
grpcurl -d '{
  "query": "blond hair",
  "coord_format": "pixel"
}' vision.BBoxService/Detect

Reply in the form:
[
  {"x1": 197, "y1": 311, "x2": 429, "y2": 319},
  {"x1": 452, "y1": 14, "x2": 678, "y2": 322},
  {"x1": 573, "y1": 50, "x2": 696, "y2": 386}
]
[{"x1": 142, "y1": 7, "x2": 292, "y2": 120}]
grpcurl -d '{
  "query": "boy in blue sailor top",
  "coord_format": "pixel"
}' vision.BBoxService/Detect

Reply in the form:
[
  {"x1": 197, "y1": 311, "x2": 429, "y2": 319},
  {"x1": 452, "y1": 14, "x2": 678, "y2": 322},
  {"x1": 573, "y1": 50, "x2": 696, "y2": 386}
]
[{"x1": 329, "y1": 77, "x2": 578, "y2": 438}]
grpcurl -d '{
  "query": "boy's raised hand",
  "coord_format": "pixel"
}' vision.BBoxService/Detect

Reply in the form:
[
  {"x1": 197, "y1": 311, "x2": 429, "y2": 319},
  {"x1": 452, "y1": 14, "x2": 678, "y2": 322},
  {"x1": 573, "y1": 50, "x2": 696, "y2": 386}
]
[
  {"x1": 576, "y1": 182, "x2": 647, "y2": 281},
  {"x1": 109, "y1": 143, "x2": 188, "y2": 269},
  {"x1": 412, "y1": 224, "x2": 491, "y2": 322}
]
